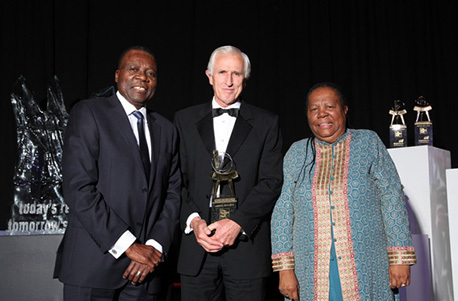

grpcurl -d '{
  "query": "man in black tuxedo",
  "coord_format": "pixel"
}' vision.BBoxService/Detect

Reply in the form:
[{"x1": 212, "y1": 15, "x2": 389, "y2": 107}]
[
  {"x1": 174, "y1": 45, "x2": 283, "y2": 301},
  {"x1": 54, "y1": 46, "x2": 181, "y2": 300}
]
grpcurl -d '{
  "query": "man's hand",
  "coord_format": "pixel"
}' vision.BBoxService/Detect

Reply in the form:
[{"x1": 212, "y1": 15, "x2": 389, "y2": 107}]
[
  {"x1": 279, "y1": 270, "x2": 300, "y2": 300},
  {"x1": 123, "y1": 261, "x2": 152, "y2": 285},
  {"x1": 207, "y1": 218, "x2": 242, "y2": 247},
  {"x1": 389, "y1": 265, "x2": 411, "y2": 289},
  {"x1": 191, "y1": 217, "x2": 224, "y2": 252},
  {"x1": 125, "y1": 243, "x2": 162, "y2": 270}
]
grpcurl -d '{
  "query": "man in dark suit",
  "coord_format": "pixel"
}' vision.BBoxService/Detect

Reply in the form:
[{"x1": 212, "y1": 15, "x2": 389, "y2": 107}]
[
  {"x1": 174, "y1": 45, "x2": 283, "y2": 301},
  {"x1": 54, "y1": 46, "x2": 181, "y2": 300}
]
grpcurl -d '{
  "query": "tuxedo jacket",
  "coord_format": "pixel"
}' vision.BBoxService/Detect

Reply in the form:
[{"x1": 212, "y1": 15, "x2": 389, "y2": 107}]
[
  {"x1": 53, "y1": 95, "x2": 181, "y2": 293},
  {"x1": 174, "y1": 101, "x2": 283, "y2": 279}
]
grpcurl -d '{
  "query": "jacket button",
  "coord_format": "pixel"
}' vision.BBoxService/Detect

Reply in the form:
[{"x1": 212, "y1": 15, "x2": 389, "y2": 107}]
[{"x1": 142, "y1": 188, "x2": 148, "y2": 193}]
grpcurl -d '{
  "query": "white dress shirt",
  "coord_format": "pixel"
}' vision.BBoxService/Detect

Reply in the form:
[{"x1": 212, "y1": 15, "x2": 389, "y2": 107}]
[
  {"x1": 184, "y1": 98, "x2": 241, "y2": 234},
  {"x1": 108, "y1": 91, "x2": 162, "y2": 258}
]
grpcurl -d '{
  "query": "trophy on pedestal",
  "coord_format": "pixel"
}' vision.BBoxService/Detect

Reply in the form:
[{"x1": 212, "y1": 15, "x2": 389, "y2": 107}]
[
  {"x1": 414, "y1": 96, "x2": 433, "y2": 146},
  {"x1": 209, "y1": 150, "x2": 238, "y2": 223},
  {"x1": 389, "y1": 99, "x2": 408, "y2": 148}
]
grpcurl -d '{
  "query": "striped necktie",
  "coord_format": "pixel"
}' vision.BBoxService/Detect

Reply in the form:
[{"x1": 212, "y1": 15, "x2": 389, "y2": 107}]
[{"x1": 132, "y1": 110, "x2": 150, "y2": 180}]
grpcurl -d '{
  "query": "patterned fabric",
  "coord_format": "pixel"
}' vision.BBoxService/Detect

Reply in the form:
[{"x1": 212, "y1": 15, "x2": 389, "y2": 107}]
[
  {"x1": 272, "y1": 252, "x2": 295, "y2": 271},
  {"x1": 313, "y1": 134, "x2": 359, "y2": 300},
  {"x1": 271, "y1": 129, "x2": 416, "y2": 300},
  {"x1": 388, "y1": 247, "x2": 417, "y2": 265}
]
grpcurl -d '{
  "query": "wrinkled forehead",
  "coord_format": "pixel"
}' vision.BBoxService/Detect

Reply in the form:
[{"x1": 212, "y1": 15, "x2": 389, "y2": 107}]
[{"x1": 214, "y1": 53, "x2": 245, "y2": 71}]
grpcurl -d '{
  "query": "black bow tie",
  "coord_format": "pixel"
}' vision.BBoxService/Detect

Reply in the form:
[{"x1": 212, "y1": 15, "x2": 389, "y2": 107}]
[{"x1": 212, "y1": 108, "x2": 239, "y2": 118}]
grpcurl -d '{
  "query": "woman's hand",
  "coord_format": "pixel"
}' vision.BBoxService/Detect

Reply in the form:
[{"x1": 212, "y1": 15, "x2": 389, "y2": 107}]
[
  {"x1": 279, "y1": 270, "x2": 300, "y2": 300},
  {"x1": 389, "y1": 265, "x2": 411, "y2": 289}
]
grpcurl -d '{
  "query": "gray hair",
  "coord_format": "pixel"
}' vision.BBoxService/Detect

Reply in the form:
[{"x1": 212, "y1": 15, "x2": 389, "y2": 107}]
[{"x1": 206, "y1": 45, "x2": 251, "y2": 79}]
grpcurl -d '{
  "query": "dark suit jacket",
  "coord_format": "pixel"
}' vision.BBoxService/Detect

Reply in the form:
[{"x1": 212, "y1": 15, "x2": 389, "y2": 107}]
[
  {"x1": 174, "y1": 101, "x2": 283, "y2": 279},
  {"x1": 54, "y1": 95, "x2": 181, "y2": 293}
]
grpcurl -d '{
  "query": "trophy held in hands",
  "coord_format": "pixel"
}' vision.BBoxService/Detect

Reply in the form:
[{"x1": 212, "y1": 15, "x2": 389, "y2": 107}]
[{"x1": 209, "y1": 150, "x2": 238, "y2": 223}]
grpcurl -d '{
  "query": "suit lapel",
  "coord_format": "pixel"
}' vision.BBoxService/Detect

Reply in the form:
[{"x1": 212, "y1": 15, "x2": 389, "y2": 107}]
[
  {"x1": 196, "y1": 105, "x2": 215, "y2": 155},
  {"x1": 225, "y1": 104, "x2": 252, "y2": 158},
  {"x1": 196, "y1": 102, "x2": 253, "y2": 158},
  {"x1": 146, "y1": 112, "x2": 159, "y2": 187},
  {"x1": 109, "y1": 95, "x2": 151, "y2": 184},
  {"x1": 108, "y1": 96, "x2": 142, "y2": 164}
]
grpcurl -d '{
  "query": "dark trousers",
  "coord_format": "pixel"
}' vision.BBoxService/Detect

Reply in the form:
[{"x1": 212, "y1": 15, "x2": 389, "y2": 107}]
[
  {"x1": 180, "y1": 253, "x2": 266, "y2": 301},
  {"x1": 63, "y1": 282, "x2": 158, "y2": 301}
]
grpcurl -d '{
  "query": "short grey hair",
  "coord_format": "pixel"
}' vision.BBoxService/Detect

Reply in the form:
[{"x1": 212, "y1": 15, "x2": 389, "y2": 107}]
[{"x1": 206, "y1": 45, "x2": 251, "y2": 79}]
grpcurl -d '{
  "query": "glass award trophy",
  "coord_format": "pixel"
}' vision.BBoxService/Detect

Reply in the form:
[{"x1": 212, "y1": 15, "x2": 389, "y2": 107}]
[
  {"x1": 9, "y1": 76, "x2": 69, "y2": 234},
  {"x1": 414, "y1": 96, "x2": 433, "y2": 146},
  {"x1": 389, "y1": 99, "x2": 408, "y2": 148},
  {"x1": 209, "y1": 150, "x2": 238, "y2": 223}
]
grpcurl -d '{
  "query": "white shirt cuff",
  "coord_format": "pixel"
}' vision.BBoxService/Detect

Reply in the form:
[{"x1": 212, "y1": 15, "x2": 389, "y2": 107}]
[
  {"x1": 146, "y1": 239, "x2": 163, "y2": 254},
  {"x1": 184, "y1": 213, "x2": 201, "y2": 234},
  {"x1": 109, "y1": 230, "x2": 136, "y2": 259}
]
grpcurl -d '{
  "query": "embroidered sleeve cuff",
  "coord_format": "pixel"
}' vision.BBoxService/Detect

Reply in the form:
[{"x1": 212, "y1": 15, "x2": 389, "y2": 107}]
[
  {"x1": 388, "y1": 246, "x2": 417, "y2": 265},
  {"x1": 272, "y1": 252, "x2": 295, "y2": 272}
]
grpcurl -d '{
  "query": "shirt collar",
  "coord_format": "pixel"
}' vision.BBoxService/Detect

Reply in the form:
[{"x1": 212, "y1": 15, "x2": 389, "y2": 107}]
[
  {"x1": 117, "y1": 91, "x2": 147, "y2": 116},
  {"x1": 211, "y1": 97, "x2": 241, "y2": 110},
  {"x1": 315, "y1": 129, "x2": 350, "y2": 146}
]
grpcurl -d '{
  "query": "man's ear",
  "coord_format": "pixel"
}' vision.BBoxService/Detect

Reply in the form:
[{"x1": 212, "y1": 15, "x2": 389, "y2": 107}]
[
  {"x1": 115, "y1": 70, "x2": 120, "y2": 83},
  {"x1": 205, "y1": 70, "x2": 213, "y2": 85}
]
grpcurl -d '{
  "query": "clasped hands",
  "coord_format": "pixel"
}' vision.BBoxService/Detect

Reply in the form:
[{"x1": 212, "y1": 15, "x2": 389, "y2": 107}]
[
  {"x1": 122, "y1": 243, "x2": 162, "y2": 285},
  {"x1": 191, "y1": 217, "x2": 242, "y2": 252}
]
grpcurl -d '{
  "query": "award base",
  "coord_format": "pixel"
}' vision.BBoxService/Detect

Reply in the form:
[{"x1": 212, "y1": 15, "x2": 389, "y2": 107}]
[
  {"x1": 210, "y1": 197, "x2": 237, "y2": 223},
  {"x1": 414, "y1": 122, "x2": 433, "y2": 146},
  {"x1": 389, "y1": 124, "x2": 407, "y2": 148}
]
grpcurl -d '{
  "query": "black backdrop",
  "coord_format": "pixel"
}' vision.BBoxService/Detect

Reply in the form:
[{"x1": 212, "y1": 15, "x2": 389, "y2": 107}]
[{"x1": 1, "y1": 1, "x2": 457, "y2": 232}]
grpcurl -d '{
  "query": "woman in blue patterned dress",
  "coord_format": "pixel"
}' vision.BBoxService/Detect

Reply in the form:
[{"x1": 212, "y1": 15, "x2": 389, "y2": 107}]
[{"x1": 271, "y1": 82, "x2": 416, "y2": 300}]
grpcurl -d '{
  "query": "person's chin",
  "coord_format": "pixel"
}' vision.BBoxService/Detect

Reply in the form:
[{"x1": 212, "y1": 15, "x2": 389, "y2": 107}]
[
  {"x1": 217, "y1": 98, "x2": 237, "y2": 106},
  {"x1": 315, "y1": 132, "x2": 336, "y2": 142}
]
